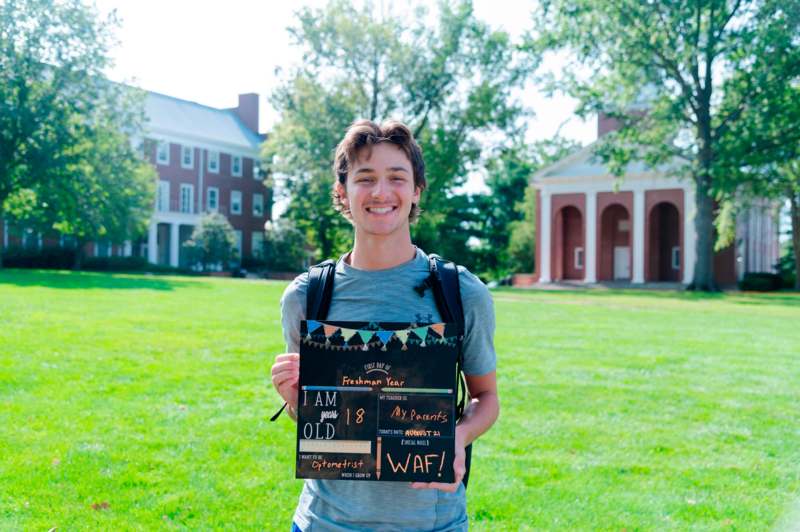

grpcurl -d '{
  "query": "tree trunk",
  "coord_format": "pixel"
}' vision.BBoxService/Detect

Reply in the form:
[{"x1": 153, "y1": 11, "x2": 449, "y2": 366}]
[
  {"x1": 0, "y1": 205, "x2": 4, "y2": 270},
  {"x1": 689, "y1": 105, "x2": 718, "y2": 292},
  {"x1": 790, "y1": 191, "x2": 800, "y2": 291}
]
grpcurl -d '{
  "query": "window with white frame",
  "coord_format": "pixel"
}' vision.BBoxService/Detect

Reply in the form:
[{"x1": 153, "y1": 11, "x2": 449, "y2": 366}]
[
  {"x1": 252, "y1": 193, "x2": 263, "y2": 216},
  {"x1": 574, "y1": 247, "x2": 584, "y2": 270},
  {"x1": 207, "y1": 187, "x2": 219, "y2": 212},
  {"x1": 234, "y1": 230, "x2": 242, "y2": 258},
  {"x1": 231, "y1": 190, "x2": 242, "y2": 215},
  {"x1": 208, "y1": 151, "x2": 219, "y2": 173},
  {"x1": 156, "y1": 141, "x2": 169, "y2": 164},
  {"x1": 180, "y1": 184, "x2": 194, "y2": 214},
  {"x1": 231, "y1": 155, "x2": 242, "y2": 177},
  {"x1": 671, "y1": 246, "x2": 681, "y2": 270},
  {"x1": 251, "y1": 231, "x2": 264, "y2": 258},
  {"x1": 157, "y1": 180, "x2": 170, "y2": 212},
  {"x1": 181, "y1": 145, "x2": 194, "y2": 169}
]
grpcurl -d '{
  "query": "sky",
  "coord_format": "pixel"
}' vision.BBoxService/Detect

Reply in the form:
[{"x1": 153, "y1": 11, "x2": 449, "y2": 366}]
[{"x1": 96, "y1": 0, "x2": 596, "y2": 145}]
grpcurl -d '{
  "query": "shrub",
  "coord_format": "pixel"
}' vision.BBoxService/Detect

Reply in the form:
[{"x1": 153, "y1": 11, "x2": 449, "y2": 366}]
[
  {"x1": 2, "y1": 247, "x2": 75, "y2": 269},
  {"x1": 182, "y1": 213, "x2": 238, "y2": 272},
  {"x1": 739, "y1": 272, "x2": 784, "y2": 291}
]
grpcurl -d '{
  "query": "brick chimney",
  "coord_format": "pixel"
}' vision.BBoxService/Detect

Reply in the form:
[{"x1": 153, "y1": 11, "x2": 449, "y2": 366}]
[
  {"x1": 597, "y1": 111, "x2": 622, "y2": 138},
  {"x1": 234, "y1": 93, "x2": 259, "y2": 134}
]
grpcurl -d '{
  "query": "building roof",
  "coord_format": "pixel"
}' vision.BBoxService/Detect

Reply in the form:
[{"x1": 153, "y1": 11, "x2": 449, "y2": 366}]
[
  {"x1": 532, "y1": 141, "x2": 664, "y2": 183},
  {"x1": 144, "y1": 91, "x2": 262, "y2": 151}
]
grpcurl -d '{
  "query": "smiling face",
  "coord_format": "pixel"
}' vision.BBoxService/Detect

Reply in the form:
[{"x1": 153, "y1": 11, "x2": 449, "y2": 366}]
[{"x1": 335, "y1": 142, "x2": 421, "y2": 239}]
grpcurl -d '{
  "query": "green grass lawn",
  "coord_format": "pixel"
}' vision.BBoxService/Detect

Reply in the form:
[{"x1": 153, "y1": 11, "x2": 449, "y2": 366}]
[{"x1": 1, "y1": 269, "x2": 799, "y2": 530}]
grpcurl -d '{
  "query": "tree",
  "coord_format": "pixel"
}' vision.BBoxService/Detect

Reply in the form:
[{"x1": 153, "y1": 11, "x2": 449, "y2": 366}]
[
  {"x1": 0, "y1": 0, "x2": 123, "y2": 267},
  {"x1": 182, "y1": 213, "x2": 238, "y2": 272},
  {"x1": 263, "y1": 219, "x2": 308, "y2": 272},
  {"x1": 470, "y1": 137, "x2": 578, "y2": 277},
  {"x1": 531, "y1": 0, "x2": 800, "y2": 290},
  {"x1": 264, "y1": 0, "x2": 532, "y2": 265}
]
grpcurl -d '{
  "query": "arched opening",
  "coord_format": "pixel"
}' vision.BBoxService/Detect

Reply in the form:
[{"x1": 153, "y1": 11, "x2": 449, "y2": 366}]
[
  {"x1": 647, "y1": 202, "x2": 681, "y2": 281},
  {"x1": 598, "y1": 204, "x2": 631, "y2": 281},
  {"x1": 553, "y1": 205, "x2": 584, "y2": 280}
]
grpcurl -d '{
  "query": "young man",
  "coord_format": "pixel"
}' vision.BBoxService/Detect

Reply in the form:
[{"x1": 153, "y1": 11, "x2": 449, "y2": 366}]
[{"x1": 271, "y1": 119, "x2": 499, "y2": 531}]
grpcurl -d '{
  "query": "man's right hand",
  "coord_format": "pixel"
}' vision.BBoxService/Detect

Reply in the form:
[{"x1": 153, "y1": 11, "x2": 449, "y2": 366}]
[{"x1": 271, "y1": 352, "x2": 300, "y2": 411}]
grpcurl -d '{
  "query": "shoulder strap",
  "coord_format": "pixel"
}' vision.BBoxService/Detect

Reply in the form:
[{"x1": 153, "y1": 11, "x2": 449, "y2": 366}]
[
  {"x1": 427, "y1": 254, "x2": 465, "y2": 335},
  {"x1": 306, "y1": 259, "x2": 337, "y2": 320},
  {"x1": 426, "y1": 254, "x2": 472, "y2": 489},
  {"x1": 271, "y1": 258, "x2": 336, "y2": 423}
]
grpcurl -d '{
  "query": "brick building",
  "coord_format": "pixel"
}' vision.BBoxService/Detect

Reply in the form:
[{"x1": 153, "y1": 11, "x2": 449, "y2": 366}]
[
  {"x1": 528, "y1": 114, "x2": 780, "y2": 286},
  {"x1": 1, "y1": 90, "x2": 270, "y2": 267},
  {"x1": 142, "y1": 91, "x2": 269, "y2": 267}
]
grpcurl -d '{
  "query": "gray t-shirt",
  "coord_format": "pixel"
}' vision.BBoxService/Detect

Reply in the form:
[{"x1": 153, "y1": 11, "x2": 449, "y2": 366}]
[{"x1": 280, "y1": 247, "x2": 496, "y2": 532}]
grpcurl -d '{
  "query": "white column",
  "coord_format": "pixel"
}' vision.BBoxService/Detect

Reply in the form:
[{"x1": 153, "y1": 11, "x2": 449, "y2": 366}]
[
  {"x1": 539, "y1": 191, "x2": 552, "y2": 283},
  {"x1": 585, "y1": 191, "x2": 597, "y2": 283},
  {"x1": 123, "y1": 240, "x2": 132, "y2": 257},
  {"x1": 683, "y1": 186, "x2": 696, "y2": 284},
  {"x1": 147, "y1": 222, "x2": 158, "y2": 264},
  {"x1": 632, "y1": 188, "x2": 645, "y2": 283},
  {"x1": 169, "y1": 223, "x2": 180, "y2": 267}
]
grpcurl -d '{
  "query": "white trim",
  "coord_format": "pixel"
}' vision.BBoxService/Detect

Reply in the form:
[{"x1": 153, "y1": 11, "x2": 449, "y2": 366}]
[
  {"x1": 585, "y1": 191, "x2": 597, "y2": 283},
  {"x1": 539, "y1": 191, "x2": 552, "y2": 283},
  {"x1": 252, "y1": 193, "x2": 264, "y2": 216},
  {"x1": 207, "y1": 150, "x2": 220, "y2": 173},
  {"x1": 632, "y1": 189, "x2": 645, "y2": 283},
  {"x1": 170, "y1": 223, "x2": 179, "y2": 267},
  {"x1": 180, "y1": 145, "x2": 194, "y2": 169},
  {"x1": 180, "y1": 183, "x2": 194, "y2": 214},
  {"x1": 157, "y1": 180, "x2": 170, "y2": 212},
  {"x1": 683, "y1": 185, "x2": 696, "y2": 284},
  {"x1": 231, "y1": 155, "x2": 243, "y2": 177},
  {"x1": 230, "y1": 190, "x2": 242, "y2": 215},
  {"x1": 148, "y1": 222, "x2": 158, "y2": 264},
  {"x1": 148, "y1": 129, "x2": 260, "y2": 157},
  {"x1": 207, "y1": 186, "x2": 219, "y2": 212},
  {"x1": 574, "y1": 247, "x2": 584, "y2": 270},
  {"x1": 156, "y1": 140, "x2": 170, "y2": 165},
  {"x1": 671, "y1": 246, "x2": 681, "y2": 270}
]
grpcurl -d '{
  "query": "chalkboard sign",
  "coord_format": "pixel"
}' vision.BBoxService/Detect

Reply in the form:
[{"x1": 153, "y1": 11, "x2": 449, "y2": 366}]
[{"x1": 296, "y1": 320, "x2": 457, "y2": 483}]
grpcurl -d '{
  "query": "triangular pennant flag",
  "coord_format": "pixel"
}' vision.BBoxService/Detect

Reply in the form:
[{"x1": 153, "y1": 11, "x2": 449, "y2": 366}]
[
  {"x1": 430, "y1": 323, "x2": 445, "y2": 337},
  {"x1": 323, "y1": 325, "x2": 338, "y2": 338},
  {"x1": 412, "y1": 327, "x2": 428, "y2": 340},
  {"x1": 375, "y1": 331, "x2": 394, "y2": 346},
  {"x1": 395, "y1": 330, "x2": 410, "y2": 344},
  {"x1": 341, "y1": 328, "x2": 358, "y2": 342},
  {"x1": 306, "y1": 320, "x2": 322, "y2": 335},
  {"x1": 357, "y1": 330, "x2": 374, "y2": 344}
]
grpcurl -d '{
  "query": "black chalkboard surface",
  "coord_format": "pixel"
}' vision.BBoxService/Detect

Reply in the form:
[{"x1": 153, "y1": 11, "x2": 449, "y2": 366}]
[{"x1": 296, "y1": 320, "x2": 457, "y2": 483}]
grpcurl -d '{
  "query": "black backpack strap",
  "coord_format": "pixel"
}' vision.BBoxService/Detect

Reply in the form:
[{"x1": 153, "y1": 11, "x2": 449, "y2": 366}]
[
  {"x1": 427, "y1": 254, "x2": 472, "y2": 489},
  {"x1": 271, "y1": 259, "x2": 337, "y2": 422},
  {"x1": 306, "y1": 259, "x2": 337, "y2": 320}
]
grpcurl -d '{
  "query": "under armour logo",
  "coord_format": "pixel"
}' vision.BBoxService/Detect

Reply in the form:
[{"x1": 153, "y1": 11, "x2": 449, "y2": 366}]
[{"x1": 415, "y1": 313, "x2": 434, "y2": 323}]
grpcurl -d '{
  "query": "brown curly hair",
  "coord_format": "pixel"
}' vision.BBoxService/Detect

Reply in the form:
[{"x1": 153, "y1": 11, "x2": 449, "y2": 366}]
[{"x1": 332, "y1": 119, "x2": 426, "y2": 222}]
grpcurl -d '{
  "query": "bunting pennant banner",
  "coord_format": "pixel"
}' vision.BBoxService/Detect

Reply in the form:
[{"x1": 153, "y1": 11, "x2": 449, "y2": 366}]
[
  {"x1": 357, "y1": 330, "x2": 375, "y2": 344},
  {"x1": 341, "y1": 328, "x2": 358, "y2": 342},
  {"x1": 375, "y1": 330, "x2": 394, "y2": 346},
  {"x1": 412, "y1": 327, "x2": 428, "y2": 340},
  {"x1": 301, "y1": 322, "x2": 453, "y2": 350}
]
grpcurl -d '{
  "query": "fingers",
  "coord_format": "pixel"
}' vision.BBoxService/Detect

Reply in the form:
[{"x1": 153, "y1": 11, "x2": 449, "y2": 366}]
[
  {"x1": 410, "y1": 481, "x2": 460, "y2": 493},
  {"x1": 271, "y1": 353, "x2": 300, "y2": 407}
]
